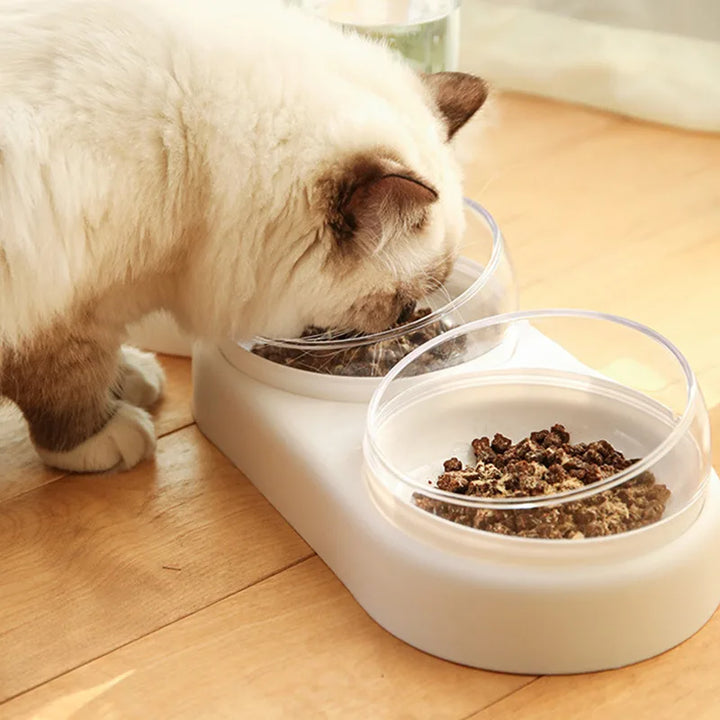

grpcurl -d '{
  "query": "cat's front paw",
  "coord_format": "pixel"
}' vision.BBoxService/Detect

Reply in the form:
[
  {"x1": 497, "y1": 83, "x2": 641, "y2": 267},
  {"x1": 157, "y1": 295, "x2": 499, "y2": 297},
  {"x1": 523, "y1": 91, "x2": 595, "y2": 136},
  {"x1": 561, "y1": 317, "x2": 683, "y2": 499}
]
[
  {"x1": 118, "y1": 346, "x2": 165, "y2": 408},
  {"x1": 35, "y1": 402, "x2": 156, "y2": 472}
]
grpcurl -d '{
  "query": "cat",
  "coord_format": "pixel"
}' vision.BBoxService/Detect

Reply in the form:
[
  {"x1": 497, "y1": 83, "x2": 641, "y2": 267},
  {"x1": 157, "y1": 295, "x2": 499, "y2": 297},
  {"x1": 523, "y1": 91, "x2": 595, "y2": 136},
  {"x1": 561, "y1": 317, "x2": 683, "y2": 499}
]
[{"x1": 0, "y1": 0, "x2": 488, "y2": 473}]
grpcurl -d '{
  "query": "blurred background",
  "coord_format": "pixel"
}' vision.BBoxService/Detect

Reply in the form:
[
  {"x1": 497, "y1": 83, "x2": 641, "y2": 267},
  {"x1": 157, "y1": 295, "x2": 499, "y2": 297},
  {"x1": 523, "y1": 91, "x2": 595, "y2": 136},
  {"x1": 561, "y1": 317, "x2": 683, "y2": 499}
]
[{"x1": 290, "y1": 0, "x2": 720, "y2": 132}]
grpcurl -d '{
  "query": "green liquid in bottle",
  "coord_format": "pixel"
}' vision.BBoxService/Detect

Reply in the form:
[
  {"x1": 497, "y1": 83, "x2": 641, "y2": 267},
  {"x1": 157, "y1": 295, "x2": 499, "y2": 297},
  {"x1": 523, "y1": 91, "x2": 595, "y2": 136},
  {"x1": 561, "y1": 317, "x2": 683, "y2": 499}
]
[
  {"x1": 292, "y1": 1, "x2": 461, "y2": 73},
  {"x1": 342, "y1": 11, "x2": 459, "y2": 73}
]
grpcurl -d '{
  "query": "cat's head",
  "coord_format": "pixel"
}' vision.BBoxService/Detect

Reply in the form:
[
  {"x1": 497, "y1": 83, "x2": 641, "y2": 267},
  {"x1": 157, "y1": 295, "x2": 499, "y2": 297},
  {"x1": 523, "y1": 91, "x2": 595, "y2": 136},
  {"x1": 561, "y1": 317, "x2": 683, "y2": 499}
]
[{"x1": 250, "y1": 70, "x2": 489, "y2": 339}]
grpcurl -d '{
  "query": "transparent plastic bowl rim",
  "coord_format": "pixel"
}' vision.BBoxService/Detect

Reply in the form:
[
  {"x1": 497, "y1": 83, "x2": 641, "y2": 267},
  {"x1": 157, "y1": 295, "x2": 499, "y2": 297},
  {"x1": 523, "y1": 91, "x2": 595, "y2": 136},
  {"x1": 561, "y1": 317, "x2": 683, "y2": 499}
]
[
  {"x1": 364, "y1": 308, "x2": 704, "y2": 510},
  {"x1": 253, "y1": 198, "x2": 504, "y2": 351}
]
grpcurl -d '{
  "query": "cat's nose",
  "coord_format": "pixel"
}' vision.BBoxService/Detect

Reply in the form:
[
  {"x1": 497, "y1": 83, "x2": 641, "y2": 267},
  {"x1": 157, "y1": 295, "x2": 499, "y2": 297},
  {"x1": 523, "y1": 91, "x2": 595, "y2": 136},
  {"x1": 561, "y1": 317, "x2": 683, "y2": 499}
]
[{"x1": 396, "y1": 300, "x2": 417, "y2": 325}]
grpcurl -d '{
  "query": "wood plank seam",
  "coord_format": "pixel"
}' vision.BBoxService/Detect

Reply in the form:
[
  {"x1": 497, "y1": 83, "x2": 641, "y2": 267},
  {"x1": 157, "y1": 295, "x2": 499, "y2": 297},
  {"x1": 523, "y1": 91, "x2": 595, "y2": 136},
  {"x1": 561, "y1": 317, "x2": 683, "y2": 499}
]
[
  {"x1": 458, "y1": 677, "x2": 542, "y2": 720},
  {"x1": 0, "y1": 552, "x2": 317, "y2": 707},
  {"x1": 0, "y1": 417, "x2": 198, "y2": 506}
]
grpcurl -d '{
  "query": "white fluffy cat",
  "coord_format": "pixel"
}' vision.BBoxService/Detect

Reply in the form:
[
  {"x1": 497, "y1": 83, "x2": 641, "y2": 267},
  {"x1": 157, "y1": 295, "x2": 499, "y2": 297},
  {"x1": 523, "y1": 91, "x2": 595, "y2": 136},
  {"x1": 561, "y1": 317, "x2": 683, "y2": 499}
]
[{"x1": 0, "y1": 0, "x2": 487, "y2": 472}]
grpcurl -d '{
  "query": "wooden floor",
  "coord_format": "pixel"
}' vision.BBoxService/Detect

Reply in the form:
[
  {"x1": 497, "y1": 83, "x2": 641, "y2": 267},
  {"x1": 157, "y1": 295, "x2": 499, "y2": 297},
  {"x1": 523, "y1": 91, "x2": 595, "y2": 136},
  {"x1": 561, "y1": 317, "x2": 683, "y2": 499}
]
[{"x1": 2, "y1": 93, "x2": 720, "y2": 718}]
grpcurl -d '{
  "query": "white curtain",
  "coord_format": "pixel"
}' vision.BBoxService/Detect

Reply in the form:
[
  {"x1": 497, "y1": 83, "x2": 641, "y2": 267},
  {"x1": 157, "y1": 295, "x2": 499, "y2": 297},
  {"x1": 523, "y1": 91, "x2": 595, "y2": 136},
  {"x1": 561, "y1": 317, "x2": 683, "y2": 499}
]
[{"x1": 458, "y1": 0, "x2": 720, "y2": 132}]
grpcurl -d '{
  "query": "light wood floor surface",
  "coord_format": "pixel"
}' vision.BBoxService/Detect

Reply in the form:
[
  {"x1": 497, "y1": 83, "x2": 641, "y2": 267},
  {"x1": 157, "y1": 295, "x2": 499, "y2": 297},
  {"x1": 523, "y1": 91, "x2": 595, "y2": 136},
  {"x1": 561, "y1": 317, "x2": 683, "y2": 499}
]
[{"x1": 1, "y1": 93, "x2": 719, "y2": 718}]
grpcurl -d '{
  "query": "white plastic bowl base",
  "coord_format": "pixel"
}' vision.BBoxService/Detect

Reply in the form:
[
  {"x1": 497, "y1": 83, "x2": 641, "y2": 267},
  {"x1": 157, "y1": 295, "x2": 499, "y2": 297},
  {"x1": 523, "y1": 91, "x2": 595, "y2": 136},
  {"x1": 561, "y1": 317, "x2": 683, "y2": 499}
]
[{"x1": 192, "y1": 323, "x2": 720, "y2": 674}]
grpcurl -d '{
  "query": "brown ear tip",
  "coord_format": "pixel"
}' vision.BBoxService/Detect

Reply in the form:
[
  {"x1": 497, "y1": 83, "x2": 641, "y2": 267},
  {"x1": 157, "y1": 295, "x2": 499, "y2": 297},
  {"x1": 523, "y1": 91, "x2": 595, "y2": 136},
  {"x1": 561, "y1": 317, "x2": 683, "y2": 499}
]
[
  {"x1": 448, "y1": 71, "x2": 490, "y2": 105},
  {"x1": 476, "y1": 75, "x2": 491, "y2": 102},
  {"x1": 424, "y1": 71, "x2": 489, "y2": 94},
  {"x1": 422, "y1": 71, "x2": 490, "y2": 139}
]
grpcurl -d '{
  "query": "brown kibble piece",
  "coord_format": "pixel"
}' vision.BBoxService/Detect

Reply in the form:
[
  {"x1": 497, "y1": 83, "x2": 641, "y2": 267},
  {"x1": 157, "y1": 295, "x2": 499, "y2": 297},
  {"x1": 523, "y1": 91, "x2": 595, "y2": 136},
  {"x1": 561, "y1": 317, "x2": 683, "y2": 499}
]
[
  {"x1": 583, "y1": 449, "x2": 603, "y2": 464},
  {"x1": 550, "y1": 424, "x2": 571, "y2": 444},
  {"x1": 546, "y1": 464, "x2": 568, "y2": 484},
  {"x1": 443, "y1": 457, "x2": 463, "y2": 472},
  {"x1": 491, "y1": 433, "x2": 512, "y2": 453},
  {"x1": 437, "y1": 472, "x2": 470, "y2": 493}
]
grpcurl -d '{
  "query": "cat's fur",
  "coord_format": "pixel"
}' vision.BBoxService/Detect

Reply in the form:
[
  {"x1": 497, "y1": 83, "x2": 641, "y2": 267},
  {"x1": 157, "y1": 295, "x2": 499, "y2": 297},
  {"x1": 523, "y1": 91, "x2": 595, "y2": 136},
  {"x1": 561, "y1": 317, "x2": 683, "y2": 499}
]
[{"x1": 0, "y1": 0, "x2": 487, "y2": 472}]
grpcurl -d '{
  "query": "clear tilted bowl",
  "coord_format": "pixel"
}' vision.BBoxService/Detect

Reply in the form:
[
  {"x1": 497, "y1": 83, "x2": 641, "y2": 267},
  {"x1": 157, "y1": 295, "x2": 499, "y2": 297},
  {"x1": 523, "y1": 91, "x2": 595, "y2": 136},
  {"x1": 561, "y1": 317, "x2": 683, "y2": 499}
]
[
  {"x1": 219, "y1": 200, "x2": 516, "y2": 401},
  {"x1": 364, "y1": 310, "x2": 712, "y2": 546}
]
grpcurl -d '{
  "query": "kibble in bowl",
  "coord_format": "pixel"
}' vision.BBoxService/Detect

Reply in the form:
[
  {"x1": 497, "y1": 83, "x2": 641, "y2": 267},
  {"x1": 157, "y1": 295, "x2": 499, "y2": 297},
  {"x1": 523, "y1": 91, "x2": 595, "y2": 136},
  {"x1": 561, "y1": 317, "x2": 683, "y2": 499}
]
[
  {"x1": 415, "y1": 424, "x2": 671, "y2": 539},
  {"x1": 365, "y1": 310, "x2": 711, "y2": 544},
  {"x1": 250, "y1": 306, "x2": 469, "y2": 377}
]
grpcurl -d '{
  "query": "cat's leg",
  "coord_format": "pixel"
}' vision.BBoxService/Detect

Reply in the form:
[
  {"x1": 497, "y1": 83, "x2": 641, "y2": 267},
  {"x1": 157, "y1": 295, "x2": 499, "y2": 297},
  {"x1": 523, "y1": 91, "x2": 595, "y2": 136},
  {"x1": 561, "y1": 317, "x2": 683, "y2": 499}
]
[
  {"x1": 115, "y1": 346, "x2": 165, "y2": 409},
  {"x1": 2, "y1": 329, "x2": 157, "y2": 472}
]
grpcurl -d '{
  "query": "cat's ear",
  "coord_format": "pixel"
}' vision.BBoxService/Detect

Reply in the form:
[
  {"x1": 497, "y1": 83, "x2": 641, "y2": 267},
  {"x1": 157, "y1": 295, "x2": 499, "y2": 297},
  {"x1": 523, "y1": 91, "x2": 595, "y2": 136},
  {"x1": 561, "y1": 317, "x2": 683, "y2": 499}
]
[
  {"x1": 328, "y1": 157, "x2": 438, "y2": 252},
  {"x1": 422, "y1": 72, "x2": 489, "y2": 140}
]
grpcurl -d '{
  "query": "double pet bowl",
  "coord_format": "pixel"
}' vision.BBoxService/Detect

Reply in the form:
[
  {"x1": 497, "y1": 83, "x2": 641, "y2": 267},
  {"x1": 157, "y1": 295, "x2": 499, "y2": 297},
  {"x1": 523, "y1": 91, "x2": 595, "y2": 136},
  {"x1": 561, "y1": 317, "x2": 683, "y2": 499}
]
[{"x1": 192, "y1": 200, "x2": 720, "y2": 674}]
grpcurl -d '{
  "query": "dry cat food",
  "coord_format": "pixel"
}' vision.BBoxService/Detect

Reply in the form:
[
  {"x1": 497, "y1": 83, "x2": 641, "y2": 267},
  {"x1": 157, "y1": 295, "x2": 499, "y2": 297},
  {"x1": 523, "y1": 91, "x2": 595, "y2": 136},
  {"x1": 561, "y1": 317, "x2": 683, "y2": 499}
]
[
  {"x1": 413, "y1": 424, "x2": 671, "y2": 539},
  {"x1": 251, "y1": 307, "x2": 466, "y2": 377}
]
